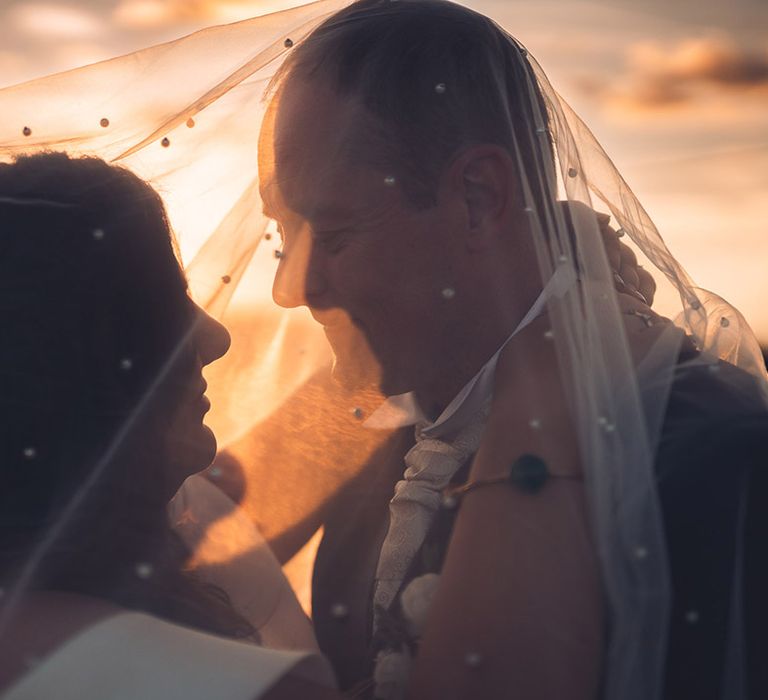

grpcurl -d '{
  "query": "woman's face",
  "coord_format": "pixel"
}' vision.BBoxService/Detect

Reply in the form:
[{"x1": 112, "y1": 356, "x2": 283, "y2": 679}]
[{"x1": 164, "y1": 302, "x2": 231, "y2": 490}]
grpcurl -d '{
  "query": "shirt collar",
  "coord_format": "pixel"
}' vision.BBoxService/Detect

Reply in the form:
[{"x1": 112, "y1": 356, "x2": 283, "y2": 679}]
[{"x1": 363, "y1": 265, "x2": 576, "y2": 438}]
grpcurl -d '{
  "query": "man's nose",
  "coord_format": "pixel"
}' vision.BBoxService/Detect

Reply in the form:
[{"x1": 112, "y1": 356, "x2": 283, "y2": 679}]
[
  {"x1": 193, "y1": 306, "x2": 231, "y2": 366},
  {"x1": 272, "y1": 227, "x2": 326, "y2": 308}
]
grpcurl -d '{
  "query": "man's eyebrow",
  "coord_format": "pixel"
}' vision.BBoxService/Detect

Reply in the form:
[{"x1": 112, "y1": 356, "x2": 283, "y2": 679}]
[{"x1": 261, "y1": 201, "x2": 353, "y2": 224}]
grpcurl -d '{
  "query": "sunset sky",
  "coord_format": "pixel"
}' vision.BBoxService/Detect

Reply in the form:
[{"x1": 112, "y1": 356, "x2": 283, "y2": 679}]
[{"x1": 1, "y1": 0, "x2": 766, "y2": 338}]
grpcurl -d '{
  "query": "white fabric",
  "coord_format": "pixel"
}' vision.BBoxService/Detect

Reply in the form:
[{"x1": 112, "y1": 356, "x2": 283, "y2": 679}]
[
  {"x1": 1, "y1": 612, "x2": 334, "y2": 700},
  {"x1": 169, "y1": 474, "x2": 318, "y2": 651}
]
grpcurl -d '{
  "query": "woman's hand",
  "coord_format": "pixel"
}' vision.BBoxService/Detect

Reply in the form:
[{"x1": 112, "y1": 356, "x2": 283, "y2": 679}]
[{"x1": 598, "y1": 214, "x2": 657, "y2": 306}]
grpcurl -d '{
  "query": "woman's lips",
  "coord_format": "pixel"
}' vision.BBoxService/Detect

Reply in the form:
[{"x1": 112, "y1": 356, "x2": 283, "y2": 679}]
[
  {"x1": 197, "y1": 394, "x2": 211, "y2": 415},
  {"x1": 193, "y1": 380, "x2": 210, "y2": 415}
]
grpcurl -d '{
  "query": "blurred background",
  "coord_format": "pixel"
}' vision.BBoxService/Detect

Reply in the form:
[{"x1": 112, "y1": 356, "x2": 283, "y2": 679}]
[{"x1": 0, "y1": 0, "x2": 766, "y2": 342}]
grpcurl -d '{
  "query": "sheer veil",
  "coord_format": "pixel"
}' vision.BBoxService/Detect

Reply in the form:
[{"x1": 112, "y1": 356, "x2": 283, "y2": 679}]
[{"x1": 0, "y1": 1, "x2": 765, "y2": 698}]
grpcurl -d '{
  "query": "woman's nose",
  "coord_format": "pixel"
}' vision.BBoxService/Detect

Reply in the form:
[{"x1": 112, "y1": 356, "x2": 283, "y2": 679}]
[{"x1": 193, "y1": 306, "x2": 231, "y2": 366}]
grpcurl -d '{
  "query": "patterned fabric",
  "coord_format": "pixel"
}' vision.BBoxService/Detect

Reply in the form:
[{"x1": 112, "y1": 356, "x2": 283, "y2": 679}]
[{"x1": 371, "y1": 406, "x2": 489, "y2": 630}]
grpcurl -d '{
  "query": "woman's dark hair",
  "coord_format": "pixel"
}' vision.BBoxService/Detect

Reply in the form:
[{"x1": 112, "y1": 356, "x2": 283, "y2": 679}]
[
  {"x1": 0, "y1": 152, "x2": 253, "y2": 639},
  {"x1": 276, "y1": 0, "x2": 554, "y2": 210}
]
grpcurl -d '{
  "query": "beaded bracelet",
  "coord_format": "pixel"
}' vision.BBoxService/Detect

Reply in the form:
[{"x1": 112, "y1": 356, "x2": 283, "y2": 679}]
[{"x1": 442, "y1": 453, "x2": 582, "y2": 505}]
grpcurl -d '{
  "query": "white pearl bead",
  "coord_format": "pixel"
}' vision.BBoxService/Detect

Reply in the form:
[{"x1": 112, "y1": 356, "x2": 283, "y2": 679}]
[
  {"x1": 330, "y1": 603, "x2": 349, "y2": 619},
  {"x1": 135, "y1": 562, "x2": 154, "y2": 579},
  {"x1": 441, "y1": 493, "x2": 458, "y2": 510},
  {"x1": 464, "y1": 651, "x2": 483, "y2": 668}
]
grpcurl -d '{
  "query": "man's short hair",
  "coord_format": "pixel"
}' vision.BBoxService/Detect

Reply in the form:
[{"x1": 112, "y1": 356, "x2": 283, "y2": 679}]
[{"x1": 276, "y1": 0, "x2": 552, "y2": 209}]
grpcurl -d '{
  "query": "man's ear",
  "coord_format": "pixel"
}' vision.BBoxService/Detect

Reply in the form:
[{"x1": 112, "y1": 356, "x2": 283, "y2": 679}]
[{"x1": 444, "y1": 144, "x2": 516, "y2": 251}]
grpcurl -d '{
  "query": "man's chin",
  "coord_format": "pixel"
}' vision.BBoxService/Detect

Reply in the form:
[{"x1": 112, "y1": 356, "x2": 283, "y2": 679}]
[
  {"x1": 325, "y1": 325, "x2": 383, "y2": 391},
  {"x1": 330, "y1": 353, "x2": 381, "y2": 392},
  {"x1": 331, "y1": 355, "x2": 419, "y2": 402}
]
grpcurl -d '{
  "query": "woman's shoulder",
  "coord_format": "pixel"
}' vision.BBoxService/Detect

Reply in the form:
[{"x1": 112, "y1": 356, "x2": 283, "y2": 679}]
[
  {"x1": 0, "y1": 591, "x2": 121, "y2": 693},
  {"x1": 1, "y1": 595, "x2": 335, "y2": 700}
]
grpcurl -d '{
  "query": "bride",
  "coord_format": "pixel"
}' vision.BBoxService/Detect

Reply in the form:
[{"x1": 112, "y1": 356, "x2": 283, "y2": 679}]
[
  {"x1": 0, "y1": 152, "x2": 338, "y2": 699},
  {"x1": 1, "y1": 1, "x2": 767, "y2": 699}
]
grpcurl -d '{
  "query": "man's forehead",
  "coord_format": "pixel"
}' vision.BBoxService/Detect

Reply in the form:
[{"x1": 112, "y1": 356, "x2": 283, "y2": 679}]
[
  {"x1": 259, "y1": 78, "x2": 385, "y2": 219},
  {"x1": 273, "y1": 80, "x2": 366, "y2": 167}
]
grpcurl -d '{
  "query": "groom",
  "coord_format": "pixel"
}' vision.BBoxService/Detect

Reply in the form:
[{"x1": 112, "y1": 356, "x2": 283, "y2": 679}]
[{"x1": 217, "y1": 1, "x2": 768, "y2": 697}]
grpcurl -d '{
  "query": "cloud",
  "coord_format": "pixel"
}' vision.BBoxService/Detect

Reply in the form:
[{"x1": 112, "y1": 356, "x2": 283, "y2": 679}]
[
  {"x1": 587, "y1": 36, "x2": 768, "y2": 111},
  {"x1": 10, "y1": 3, "x2": 105, "y2": 39},
  {"x1": 112, "y1": 0, "x2": 301, "y2": 28},
  {"x1": 112, "y1": 0, "x2": 177, "y2": 29}
]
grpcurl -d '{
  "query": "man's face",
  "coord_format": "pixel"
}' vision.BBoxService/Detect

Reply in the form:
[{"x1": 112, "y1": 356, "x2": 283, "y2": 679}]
[{"x1": 258, "y1": 79, "x2": 470, "y2": 398}]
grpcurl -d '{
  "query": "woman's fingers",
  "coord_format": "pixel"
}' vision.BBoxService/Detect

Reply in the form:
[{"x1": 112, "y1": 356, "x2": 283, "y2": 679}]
[
  {"x1": 560, "y1": 201, "x2": 658, "y2": 307},
  {"x1": 636, "y1": 266, "x2": 657, "y2": 306}
]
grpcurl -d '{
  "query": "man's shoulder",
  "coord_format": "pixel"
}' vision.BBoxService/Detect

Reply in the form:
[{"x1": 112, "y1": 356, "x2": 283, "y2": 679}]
[
  {"x1": 659, "y1": 355, "x2": 768, "y2": 462},
  {"x1": 656, "y1": 356, "x2": 768, "y2": 699},
  {"x1": 654, "y1": 355, "x2": 768, "y2": 537},
  {"x1": 654, "y1": 354, "x2": 768, "y2": 560}
]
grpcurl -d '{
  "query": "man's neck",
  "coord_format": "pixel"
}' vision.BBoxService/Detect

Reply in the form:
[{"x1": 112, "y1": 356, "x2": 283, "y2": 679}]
[
  {"x1": 413, "y1": 324, "x2": 516, "y2": 420},
  {"x1": 412, "y1": 282, "x2": 546, "y2": 423}
]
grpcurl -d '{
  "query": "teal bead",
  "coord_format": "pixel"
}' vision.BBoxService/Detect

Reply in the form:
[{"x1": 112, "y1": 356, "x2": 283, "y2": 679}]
[{"x1": 508, "y1": 454, "x2": 549, "y2": 493}]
